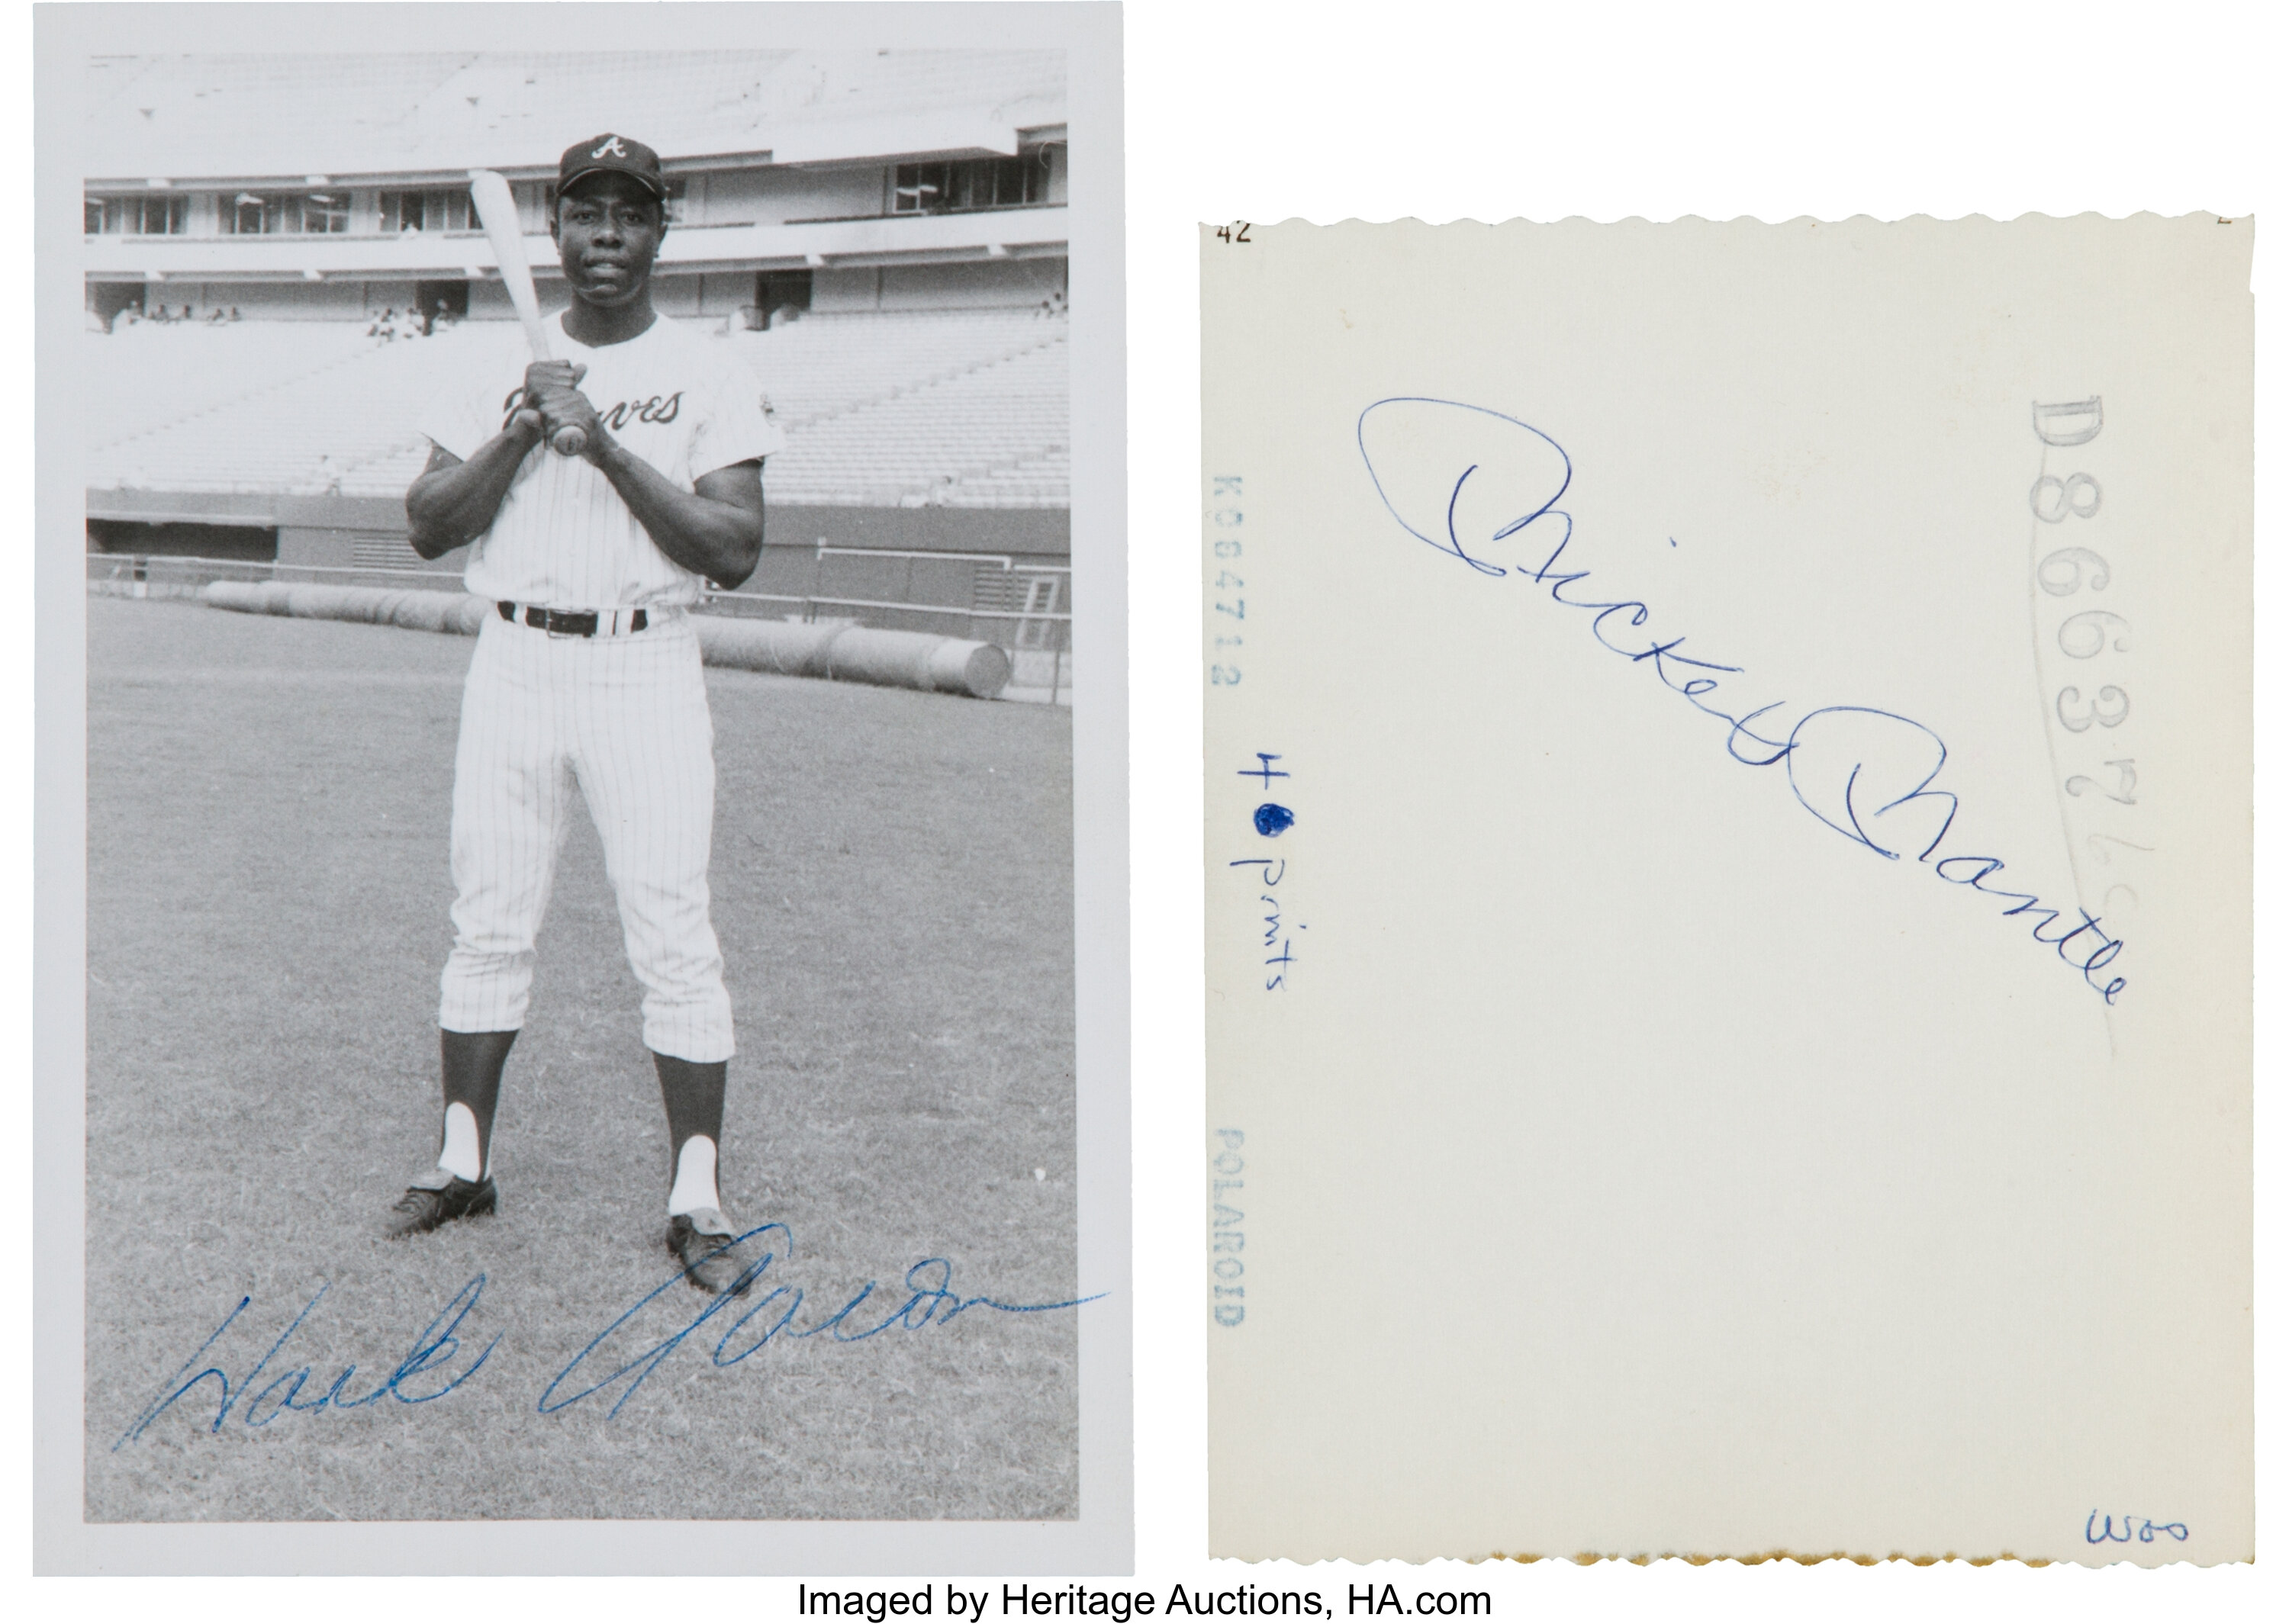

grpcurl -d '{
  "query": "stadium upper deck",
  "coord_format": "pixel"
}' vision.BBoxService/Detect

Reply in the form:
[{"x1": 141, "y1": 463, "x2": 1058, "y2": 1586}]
[
  {"x1": 83, "y1": 50, "x2": 1068, "y2": 324},
  {"x1": 83, "y1": 51, "x2": 1074, "y2": 570}
]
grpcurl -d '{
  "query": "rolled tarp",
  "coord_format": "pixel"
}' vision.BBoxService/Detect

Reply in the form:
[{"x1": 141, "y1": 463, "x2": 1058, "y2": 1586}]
[
  {"x1": 199, "y1": 581, "x2": 1010, "y2": 699},
  {"x1": 694, "y1": 617, "x2": 1010, "y2": 698},
  {"x1": 200, "y1": 580, "x2": 493, "y2": 635}
]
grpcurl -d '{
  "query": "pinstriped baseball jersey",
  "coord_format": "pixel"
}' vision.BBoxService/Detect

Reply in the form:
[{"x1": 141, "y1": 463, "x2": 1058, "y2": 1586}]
[{"x1": 419, "y1": 311, "x2": 784, "y2": 609}]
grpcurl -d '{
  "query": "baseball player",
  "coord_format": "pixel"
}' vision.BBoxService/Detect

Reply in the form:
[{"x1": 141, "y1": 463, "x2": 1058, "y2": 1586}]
[{"x1": 392, "y1": 133, "x2": 784, "y2": 1295}]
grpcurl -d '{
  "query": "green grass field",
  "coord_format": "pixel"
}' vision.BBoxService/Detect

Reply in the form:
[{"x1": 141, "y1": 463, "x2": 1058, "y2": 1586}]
[{"x1": 85, "y1": 593, "x2": 1080, "y2": 1522}]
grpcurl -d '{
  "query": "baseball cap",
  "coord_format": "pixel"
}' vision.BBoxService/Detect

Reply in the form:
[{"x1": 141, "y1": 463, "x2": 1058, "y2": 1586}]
[{"x1": 557, "y1": 133, "x2": 669, "y2": 202}]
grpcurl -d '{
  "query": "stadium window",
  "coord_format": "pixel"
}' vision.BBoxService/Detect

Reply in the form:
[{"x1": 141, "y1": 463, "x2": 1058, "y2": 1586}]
[
  {"x1": 892, "y1": 162, "x2": 947, "y2": 213},
  {"x1": 224, "y1": 192, "x2": 297, "y2": 234},
  {"x1": 136, "y1": 195, "x2": 187, "y2": 234},
  {"x1": 946, "y1": 163, "x2": 987, "y2": 211},
  {"x1": 382, "y1": 188, "x2": 473, "y2": 233},
  {"x1": 892, "y1": 156, "x2": 1048, "y2": 214},
  {"x1": 300, "y1": 191, "x2": 350, "y2": 234},
  {"x1": 84, "y1": 195, "x2": 183, "y2": 234},
  {"x1": 217, "y1": 191, "x2": 343, "y2": 235}
]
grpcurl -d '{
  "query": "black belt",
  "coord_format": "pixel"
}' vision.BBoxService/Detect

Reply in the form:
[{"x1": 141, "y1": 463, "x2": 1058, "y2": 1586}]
[{"x1": 499, "y1": 601, "x2": 648, "y2": 637}]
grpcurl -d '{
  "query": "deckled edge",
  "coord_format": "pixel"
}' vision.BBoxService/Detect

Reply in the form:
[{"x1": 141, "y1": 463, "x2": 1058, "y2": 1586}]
[
  {"x1": 1210, "y1": 210, "x2": 2249, "y2": 230},
  {"x1": 1225, "y1": 1548, "x2": 2252, "y2": 1568}
]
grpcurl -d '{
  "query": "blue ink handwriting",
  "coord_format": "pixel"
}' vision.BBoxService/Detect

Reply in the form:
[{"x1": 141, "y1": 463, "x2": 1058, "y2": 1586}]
[
  {"x1": 2087, "y1": 1511, "x2": 2188, "y2": 1545},
  {"x1": 1232, "y1": 753, "x2": 1302, "y2": 988},
  {"x1": 1238, "y1": 752, "x2": 1289, "y2": 787},
  {"x1": 115, "y1": 1274, "x2": 497, "y2": 1449},
  {"x1": 1357, "y1": 397, "x2": 2128, "y2": 1003},
  {"x1": 539, "y1": 1225, "x2": 1101, "y2": 1419}
]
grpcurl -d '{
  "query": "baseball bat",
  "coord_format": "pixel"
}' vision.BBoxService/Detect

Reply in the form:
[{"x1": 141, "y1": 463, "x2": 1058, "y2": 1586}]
[{"x1": 468, "y1": 169, "x2": 586, "y2": 458}]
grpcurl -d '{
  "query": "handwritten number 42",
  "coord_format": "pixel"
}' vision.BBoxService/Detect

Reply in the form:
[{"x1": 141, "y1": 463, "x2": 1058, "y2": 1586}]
[{"x1": 1217, "y1": 223, "x2": 1253, "y2": 243}]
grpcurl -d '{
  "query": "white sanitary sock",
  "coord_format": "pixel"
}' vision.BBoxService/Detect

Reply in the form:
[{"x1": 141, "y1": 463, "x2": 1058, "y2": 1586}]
[
  {"x1": 438, "y1": 1102, "x2": 483, "y2": 1182},
  {"x1": 668, "y1": 1136, "x2": 720, "y2": 1217}
]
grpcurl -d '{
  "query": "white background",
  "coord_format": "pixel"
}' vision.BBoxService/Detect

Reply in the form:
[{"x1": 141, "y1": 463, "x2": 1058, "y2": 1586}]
[{"x1": 8, "y1": 0, "x2": 2281, "y2": 1617}]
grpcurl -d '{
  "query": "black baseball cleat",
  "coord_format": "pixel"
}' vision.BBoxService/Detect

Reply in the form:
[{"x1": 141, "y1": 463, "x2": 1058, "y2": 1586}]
[
  {"x1": 385, "y1": 1168, "x2": 497, "y2": 1237},
  {"x1": 667, "y1": 1208, "x2": 762, "y2": 1295}
]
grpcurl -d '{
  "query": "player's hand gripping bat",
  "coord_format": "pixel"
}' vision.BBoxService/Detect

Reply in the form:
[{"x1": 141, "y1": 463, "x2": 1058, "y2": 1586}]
[{"x1": 468, "y1": 169, "x2": 587, "y2": 458}]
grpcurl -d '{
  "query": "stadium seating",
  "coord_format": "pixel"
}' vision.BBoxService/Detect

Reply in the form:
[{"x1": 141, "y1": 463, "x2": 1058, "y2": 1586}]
[
  {"x1": 727, "y1": 309, "x2": 1060, "y2": 425},
  {"x1": 85, "y1": 320, "x2": 524, "y2": 496},
  {"x1": 84, "y1": 308, "x2": 1068, "y2": 509},
  {"x1": 739, "y1": 312, "x2": 1069, "y2": 507},
  {"x1": 83, "y1": 320, "x2": 382, "y2": 445}
]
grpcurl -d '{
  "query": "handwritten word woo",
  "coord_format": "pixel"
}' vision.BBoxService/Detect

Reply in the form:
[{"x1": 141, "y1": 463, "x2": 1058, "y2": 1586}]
[{"x1": 2086, "y1": 1510, "x2": 2188, "y2": 1545}]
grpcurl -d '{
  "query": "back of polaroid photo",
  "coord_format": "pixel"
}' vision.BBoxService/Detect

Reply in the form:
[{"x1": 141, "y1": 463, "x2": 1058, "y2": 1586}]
[{"x1": 1201, "y1": 213, "x2": 2252, "y2": 1565}]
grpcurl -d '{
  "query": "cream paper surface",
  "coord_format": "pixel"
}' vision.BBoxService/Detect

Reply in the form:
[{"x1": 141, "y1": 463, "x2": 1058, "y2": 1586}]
[{"x1": 1201, "y1": 215, "x2": 2251, "y2": 1565}]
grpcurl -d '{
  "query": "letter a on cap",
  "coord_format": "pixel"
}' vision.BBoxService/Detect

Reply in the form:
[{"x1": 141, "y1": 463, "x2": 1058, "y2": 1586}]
[{"x1": 593, "y1": 135, "x2": 630, "y2": 159}]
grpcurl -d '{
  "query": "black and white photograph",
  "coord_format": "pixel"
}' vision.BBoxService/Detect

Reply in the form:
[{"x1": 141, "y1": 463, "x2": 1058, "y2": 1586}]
[
  {"x1": 42, "y1": 2, "x2": 1128, "y2": 1567},
  {"x1": 34, "y1": 0, "x2": 2283, "y2": 1611}
]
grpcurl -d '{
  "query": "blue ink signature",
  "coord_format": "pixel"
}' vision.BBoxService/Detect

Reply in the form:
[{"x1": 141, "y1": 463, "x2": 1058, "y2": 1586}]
[
  {"x1": 114, "y1": 1275, "x2": 497, "y2": 1449},
  {"x1": 538, "y1": 1224, "x2": 1103, "y2": 1419},
  {"x1": 2087, "y1": 1511, "x2": 2188, "y2": 1544},
  {"x1": 1357, "y1": 397, "x2": 2128, "y2": 1003}
]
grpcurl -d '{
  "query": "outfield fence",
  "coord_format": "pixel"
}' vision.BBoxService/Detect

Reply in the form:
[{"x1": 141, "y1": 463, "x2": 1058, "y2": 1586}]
[{"x1": 88, "y1": 550, "x2": 1073, "y2": 704}]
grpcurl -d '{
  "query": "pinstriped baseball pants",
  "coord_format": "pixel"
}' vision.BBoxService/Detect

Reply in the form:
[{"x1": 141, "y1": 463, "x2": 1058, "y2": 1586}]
[{"x1": 438, "y1": 610, "x2": 735, "y2": 1062}]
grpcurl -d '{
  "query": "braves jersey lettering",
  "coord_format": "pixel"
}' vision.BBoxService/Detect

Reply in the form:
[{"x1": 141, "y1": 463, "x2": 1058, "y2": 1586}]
[
  {"x1": 420, "y1": 312, "x2": 782, "y2": 610},
  {"x1": 501, "y1": 388, "x2": 684, "y2": 433}
]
